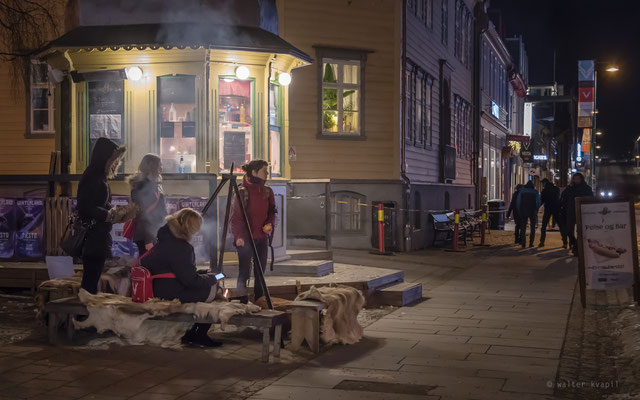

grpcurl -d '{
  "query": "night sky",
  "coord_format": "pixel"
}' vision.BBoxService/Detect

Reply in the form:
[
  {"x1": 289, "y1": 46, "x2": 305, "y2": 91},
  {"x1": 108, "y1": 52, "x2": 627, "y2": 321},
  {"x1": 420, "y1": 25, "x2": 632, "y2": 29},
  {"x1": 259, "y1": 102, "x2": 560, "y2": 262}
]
[{"x1": 490, "y1": 0, "x2": 640, "y2": 158}]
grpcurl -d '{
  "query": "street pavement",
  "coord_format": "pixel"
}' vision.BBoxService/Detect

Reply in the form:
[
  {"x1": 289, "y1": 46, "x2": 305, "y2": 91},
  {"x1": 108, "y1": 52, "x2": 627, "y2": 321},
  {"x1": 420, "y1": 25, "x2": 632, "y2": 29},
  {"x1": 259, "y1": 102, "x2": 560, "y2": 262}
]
[
  {"x1": 0, "y1": 230, "x2": 577, "y2": 400},
  {"x1": 249, "y1": 232, "x2": 577, "y2": 400}
]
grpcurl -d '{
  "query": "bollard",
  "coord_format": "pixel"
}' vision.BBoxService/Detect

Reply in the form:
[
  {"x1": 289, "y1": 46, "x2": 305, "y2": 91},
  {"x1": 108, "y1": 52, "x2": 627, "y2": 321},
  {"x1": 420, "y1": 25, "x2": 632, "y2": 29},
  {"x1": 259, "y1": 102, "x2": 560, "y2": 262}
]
[
  {"x1": 452, "y1": 209, "x2": 460, "y2": 251},
  {"x1": 548, "y1": 215, "x2": 553, "y2": 230},
  {"x1": 474, "y1": 205, "x2": 490, "y2": 247},
  {"x1": 378, "y1": 203, "x2": 385, "y2": 253}
]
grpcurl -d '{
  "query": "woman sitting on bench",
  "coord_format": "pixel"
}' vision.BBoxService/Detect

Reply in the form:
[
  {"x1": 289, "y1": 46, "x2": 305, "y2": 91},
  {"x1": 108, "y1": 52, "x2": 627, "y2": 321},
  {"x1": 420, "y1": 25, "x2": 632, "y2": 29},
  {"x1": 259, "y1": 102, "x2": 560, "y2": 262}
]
[{"x1": 141, "y1": 208, "x2": 222, "y2": 348}]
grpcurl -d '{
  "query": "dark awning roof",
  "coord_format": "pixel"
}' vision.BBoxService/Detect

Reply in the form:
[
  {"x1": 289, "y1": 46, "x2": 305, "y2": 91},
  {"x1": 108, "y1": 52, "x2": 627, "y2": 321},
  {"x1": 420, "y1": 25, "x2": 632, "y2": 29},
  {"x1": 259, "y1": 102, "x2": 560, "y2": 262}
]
[{"x1": 41, "y1": 23, "x2": 312, "y2": 63}]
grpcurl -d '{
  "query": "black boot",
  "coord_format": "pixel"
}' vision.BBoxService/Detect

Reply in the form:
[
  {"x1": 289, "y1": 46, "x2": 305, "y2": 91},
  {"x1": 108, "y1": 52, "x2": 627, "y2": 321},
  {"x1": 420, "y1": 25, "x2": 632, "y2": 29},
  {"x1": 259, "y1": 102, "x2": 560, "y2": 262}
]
[
  {"x1": 181, "y1": 324, "x2": 198, "y2": 345},
  {"x1": 188, "y1": 324, "x2": 222, "y2": 348}
]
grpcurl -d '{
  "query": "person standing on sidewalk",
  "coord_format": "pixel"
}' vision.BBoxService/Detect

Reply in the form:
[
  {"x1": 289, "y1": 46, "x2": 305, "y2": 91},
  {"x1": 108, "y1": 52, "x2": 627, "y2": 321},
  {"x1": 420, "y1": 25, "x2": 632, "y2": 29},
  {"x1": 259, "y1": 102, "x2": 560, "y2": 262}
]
[
  {"x1": 538, "y1": 178, "x2": 562, "y2": 248},
  {"x1": 231, "y1": 160, "x2": 277, "y2": 302},
  {"x1": 128, "y1": 154, "x2": 167, "y2": 256},
  {"x1": 515, "y1": 180, "x2": 541, "y2": 248},
  {"x1": 506, "y1": 184, "x2": 524, "y2": 244},
  {"x1": 560, "y1": 173, "x2": 593, "y2": 256}
]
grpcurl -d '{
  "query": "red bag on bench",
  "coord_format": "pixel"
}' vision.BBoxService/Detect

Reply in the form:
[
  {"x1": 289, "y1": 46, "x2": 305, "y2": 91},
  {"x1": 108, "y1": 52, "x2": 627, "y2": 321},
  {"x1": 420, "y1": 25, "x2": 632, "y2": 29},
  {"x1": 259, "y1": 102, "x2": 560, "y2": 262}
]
[{"x1": 131, "y1": 250, "x2": 175, "y2": 303}]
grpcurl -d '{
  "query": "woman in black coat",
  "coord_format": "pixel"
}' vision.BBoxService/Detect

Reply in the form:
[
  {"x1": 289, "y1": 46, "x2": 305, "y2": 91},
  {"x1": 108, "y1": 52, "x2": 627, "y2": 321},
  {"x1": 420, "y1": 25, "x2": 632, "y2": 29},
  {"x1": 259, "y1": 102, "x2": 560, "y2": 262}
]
[
  {"x1": 77, "y1": 137, "x2": 129, "y2": 294},
  {"x1": 141, "y1": 208, "x2": 222, "y2": 347},
  {"x1": 128, "y1": 154, "x2": 167, "y2": 255}
]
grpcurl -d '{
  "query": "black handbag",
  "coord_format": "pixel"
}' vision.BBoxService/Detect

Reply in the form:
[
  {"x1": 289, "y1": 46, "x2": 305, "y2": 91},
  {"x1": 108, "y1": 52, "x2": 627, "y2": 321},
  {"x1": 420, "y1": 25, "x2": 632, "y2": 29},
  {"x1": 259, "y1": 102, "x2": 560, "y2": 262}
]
[{"x1": 60, "y1": 215, "x2": 92, "y2": 257}]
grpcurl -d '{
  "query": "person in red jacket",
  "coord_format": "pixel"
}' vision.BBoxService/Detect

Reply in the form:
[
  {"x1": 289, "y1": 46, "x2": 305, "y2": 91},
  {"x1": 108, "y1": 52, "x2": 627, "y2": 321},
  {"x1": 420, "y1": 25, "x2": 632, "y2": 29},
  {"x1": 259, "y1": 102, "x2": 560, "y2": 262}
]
[{"x1": 231, "y1": 160, "x2": 276, "y2": 301}]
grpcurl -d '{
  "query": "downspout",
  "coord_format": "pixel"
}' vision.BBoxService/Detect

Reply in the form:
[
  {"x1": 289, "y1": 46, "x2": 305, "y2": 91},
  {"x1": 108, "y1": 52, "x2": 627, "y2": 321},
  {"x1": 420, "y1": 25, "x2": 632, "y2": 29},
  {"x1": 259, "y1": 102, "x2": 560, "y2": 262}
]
[
  {"x1": 400, "y1": 0, "x2": 411, "y2": 251},
  {"x1": 267, "y1": 58, "x2": 273, "y2": 169},
  {"x1": 473, "y1": 3, "x2": 489, "y2": 208},
  {"x1": 205, "y1": 50, "x2": 211, "y2": 173}
]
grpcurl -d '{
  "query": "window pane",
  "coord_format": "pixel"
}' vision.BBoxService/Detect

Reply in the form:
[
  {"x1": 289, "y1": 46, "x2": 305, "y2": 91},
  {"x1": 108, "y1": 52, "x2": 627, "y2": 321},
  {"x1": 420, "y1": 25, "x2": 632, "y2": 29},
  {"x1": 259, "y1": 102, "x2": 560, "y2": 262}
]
[
  {"x1": 343, "y1": 64, "x2": 359, "y2": 85},
  {"x1": 159, "y1": 75, "x2": 197, "y2": 173},
  {"x1": 32, "y1": 110, "x2": 49, "y2": 131},
  {"x1": 322, "y1": 63, "x2": 338, "y2": 83},
  {"x1": 343, "y1": 111, "x2": 358, "y2": 133},
  {"x1": 323, "y1": 88, "x2": 338, "y2": 110},
  {"x1": 323, "y1": 111, "x2": 338, "y2": 132},
  {"x1": 31, "y1": 63, "x2": 48, "y2": 84},
  {"x1": 343, "y1": 89, "x2": 358, "y2": 112},
  {"x1": 32, "y1": 88, "x2": 48, "y2": 109}
]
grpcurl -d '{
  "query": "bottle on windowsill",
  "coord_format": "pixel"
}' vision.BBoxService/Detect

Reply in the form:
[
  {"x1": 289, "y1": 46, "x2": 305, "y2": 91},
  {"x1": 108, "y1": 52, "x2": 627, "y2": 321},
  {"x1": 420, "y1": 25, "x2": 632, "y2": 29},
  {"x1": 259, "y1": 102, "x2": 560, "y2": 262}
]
[{"x1": 178, "y1": 153, "x2": 185, "y2": 174}]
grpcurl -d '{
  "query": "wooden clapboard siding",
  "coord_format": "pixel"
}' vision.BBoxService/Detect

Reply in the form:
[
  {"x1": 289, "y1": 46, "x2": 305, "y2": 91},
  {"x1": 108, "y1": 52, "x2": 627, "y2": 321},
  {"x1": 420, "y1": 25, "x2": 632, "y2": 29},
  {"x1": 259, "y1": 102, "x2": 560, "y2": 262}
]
[
  {"x1": 279, "y1": 0, "x2": 401, "y2": 180},
  {"x1": 404, "y1": 0, "x2": 475, "y2": 186},
  {"x1": 0, "y1": 63, "x2": 55, "y2": 174}
]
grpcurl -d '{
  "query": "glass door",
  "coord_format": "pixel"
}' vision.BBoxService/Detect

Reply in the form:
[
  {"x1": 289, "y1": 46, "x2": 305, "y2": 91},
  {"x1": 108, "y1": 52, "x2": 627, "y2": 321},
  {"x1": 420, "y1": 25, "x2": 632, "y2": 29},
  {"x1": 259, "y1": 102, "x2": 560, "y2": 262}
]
[
  {"x1": 218, "y1": 77, "x2": 253, "y2": 174},
  {"x1": 269, "y1": 83, "x2": 282, "y2": 177},
  {"x1": 158, "y1": 75, "x2": 197, "y2": 173}
]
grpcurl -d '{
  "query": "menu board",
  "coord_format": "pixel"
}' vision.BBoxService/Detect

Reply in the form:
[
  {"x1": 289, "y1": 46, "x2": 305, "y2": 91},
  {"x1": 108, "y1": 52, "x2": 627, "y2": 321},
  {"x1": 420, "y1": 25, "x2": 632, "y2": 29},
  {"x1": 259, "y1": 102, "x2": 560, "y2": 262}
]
[{"x1": 224, "y1": 131, "x2": 246, "y2": 170}]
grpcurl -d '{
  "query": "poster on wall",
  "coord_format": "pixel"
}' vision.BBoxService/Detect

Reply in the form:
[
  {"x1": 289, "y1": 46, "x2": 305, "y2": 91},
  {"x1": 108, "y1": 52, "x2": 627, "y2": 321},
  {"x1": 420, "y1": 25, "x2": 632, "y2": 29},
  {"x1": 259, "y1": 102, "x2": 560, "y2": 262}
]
[
  {"x1": 0, "y1": 198, "x2": 16, "y2": 259},
  {"x1": 111, "y1": 196, "x2": 138, "y2": 257},
  {"x1": 577, "y1": 198, "x2": 640, "y2": 306},
  {"x1": 15, "y1": 198, "x2": 45, "y2": 259},
  {"x1": 179, "y1": 197, "x2": 210, "y2": 264},
  {"x1": 90, "y1": 114, "x2": 122, "y2": 140}
]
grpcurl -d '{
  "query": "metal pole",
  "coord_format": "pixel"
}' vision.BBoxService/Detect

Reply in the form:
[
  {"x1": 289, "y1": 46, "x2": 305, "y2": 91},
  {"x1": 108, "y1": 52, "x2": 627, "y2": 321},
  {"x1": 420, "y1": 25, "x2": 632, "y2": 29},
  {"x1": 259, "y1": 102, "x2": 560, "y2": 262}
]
[
  {"x1": 217, "y1": 178, "x2": 234, "y2": 273},
  {"x1": 592, "y1": 69, "x2": 598, "y2": 191},
  {"x1": 377, "y1": 203, "x2": 385, "y2": 253}
]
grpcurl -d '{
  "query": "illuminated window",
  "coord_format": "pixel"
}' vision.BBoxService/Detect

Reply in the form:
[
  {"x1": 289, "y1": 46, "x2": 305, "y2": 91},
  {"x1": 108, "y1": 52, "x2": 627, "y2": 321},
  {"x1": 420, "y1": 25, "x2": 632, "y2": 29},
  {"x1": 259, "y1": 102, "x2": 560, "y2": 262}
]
[{"x1": 29, "y1": 61, "x2": 55, "y2": 136}]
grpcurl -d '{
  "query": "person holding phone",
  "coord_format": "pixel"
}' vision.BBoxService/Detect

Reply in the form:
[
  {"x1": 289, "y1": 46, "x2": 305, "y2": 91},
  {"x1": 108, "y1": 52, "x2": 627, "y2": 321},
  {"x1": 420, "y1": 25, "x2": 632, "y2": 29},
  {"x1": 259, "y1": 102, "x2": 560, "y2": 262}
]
[
  {"x1": 141, "y1": 208, "x2": 223, "y2": 347},
  {"x1": 231, "y1": 160, "x2": 276, "y2": 302}
]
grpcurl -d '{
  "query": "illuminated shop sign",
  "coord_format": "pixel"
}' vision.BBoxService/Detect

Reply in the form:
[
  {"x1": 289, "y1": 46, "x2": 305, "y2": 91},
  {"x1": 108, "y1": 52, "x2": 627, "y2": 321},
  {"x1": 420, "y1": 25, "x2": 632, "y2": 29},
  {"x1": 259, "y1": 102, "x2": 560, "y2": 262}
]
[
  {"x1": 533, "y1": 155, "x2": 548, "y2": 160},
  {"x1": 491, "y1": 101, "x2": 500, "y2": 119}
]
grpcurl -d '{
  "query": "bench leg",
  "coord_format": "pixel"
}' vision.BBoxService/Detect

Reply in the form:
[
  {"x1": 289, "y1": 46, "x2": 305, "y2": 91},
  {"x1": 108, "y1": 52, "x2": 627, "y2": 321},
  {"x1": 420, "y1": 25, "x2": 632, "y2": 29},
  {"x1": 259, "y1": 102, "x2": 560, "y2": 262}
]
[
  {"x1": 48, "y1": 312, "x2": 58, "y2": 345},
  {"x1": 273, "y1": 324, "x2": 282, "y2": 360},
  {"x1": 291, "y1": 307, "x2": 321, "y2": 353},
  {"x1": 262, "y1": 327, "x2": 270, "y2": 363},
  {"x1": 66, "y1": 314, "x2": 75, "y2": 342},
  {"x1": 290, "y1": 308, "x2": 305, "y2": 351},
  {"x1": 308, "y1": 309, "x2": 320, "y2": 353}
]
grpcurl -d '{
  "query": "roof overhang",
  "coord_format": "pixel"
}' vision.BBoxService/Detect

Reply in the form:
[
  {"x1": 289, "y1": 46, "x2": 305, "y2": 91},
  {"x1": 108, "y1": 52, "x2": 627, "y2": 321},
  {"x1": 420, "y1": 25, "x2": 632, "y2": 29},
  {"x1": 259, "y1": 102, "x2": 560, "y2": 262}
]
[{"x1": 36, "y1": 23, "x2": 312, "y2": 65}]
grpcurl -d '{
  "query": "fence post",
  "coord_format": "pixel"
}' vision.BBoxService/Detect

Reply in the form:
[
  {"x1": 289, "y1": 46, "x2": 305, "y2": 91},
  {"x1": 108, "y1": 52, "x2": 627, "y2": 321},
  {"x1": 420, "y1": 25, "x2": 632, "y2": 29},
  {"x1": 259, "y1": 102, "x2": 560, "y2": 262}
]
[
  {"x1": 452, "y1": 209, "x2": 460, "y2": 251},
  {"x1": 378, "y1": 203, "x2": 385, "y2": 253}
]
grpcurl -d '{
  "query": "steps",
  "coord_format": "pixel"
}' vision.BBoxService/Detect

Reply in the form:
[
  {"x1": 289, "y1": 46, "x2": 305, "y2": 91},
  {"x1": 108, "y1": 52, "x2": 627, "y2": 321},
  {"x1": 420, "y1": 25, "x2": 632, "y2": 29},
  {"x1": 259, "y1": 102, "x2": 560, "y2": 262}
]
[
  {"x1": 287, "y1": 249, "x2": 334, "y2": 261},
  {"x1": 272, "y1": 259, "x2": 334, "y2": 277},
  {"x1": 373, "y1": 282, "x2": 423, "y2": 307}
]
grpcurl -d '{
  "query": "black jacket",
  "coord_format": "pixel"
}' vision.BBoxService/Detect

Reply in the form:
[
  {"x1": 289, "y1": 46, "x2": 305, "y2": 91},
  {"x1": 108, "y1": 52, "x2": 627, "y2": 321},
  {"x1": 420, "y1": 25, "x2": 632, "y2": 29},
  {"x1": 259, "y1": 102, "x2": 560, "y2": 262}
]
[
  {"x1": 77, "y1": 138, "x2": 125, "y2": 258},
  {"x1": 560, "y1": 182, "x2": 594, "y2": 224},
  {"x1": 507, "y1": 189, "x2": 521, "y2": 219},
  {"x1": 130, "y1": 177, "x2": 167, "y2": 244},
  {"x1": 540, "y1": 183, "x2": 561, "y2": 213},
  {"x1": 141, "y1": 224, "x2": 217, "y2": 303},
  {"x1": 516, "y1": 182, "x2": 541, "y2": 218}
]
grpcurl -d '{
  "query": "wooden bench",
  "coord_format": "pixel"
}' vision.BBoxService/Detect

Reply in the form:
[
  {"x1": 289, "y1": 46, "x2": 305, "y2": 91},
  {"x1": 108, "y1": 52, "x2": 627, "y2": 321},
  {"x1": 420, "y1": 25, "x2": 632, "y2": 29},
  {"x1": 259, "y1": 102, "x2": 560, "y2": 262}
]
[
  {"x1": 431, "y1": 212, "x2": 467, "y2": 247},
  {"x1": 289, "y1": 299, "x2": 326, "y2": 353},
  {"x1": 44, "y1": 297, "x2": 287, "y2": 363}
]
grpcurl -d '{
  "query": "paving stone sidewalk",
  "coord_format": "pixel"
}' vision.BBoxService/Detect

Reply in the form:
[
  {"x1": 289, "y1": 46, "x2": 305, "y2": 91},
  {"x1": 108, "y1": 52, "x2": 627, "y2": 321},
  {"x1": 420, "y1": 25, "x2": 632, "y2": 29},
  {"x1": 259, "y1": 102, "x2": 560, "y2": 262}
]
[{"x1": 250, "y1": 232, "x2": 578, "y2": 400}]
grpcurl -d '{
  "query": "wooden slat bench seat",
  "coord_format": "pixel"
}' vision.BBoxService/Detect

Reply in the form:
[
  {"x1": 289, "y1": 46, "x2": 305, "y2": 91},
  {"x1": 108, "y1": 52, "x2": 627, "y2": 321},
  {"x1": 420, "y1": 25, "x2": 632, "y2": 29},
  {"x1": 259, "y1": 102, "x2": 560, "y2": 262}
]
[
  {"x1": 289, "y1": 299, "x2": 326, "y2": 353},
  {"x1": 44, "y1": 297, "x2": 286, "y2": 363}
]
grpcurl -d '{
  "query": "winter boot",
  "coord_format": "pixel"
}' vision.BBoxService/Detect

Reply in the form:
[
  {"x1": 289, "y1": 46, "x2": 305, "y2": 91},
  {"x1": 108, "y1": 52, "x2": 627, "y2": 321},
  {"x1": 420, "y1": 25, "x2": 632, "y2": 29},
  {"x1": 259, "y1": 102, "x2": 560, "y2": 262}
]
[
  {"x1": 180, "y1": 324, "x2": 198, "y2": 345},
  {"x1": 189, "y1": 324, "x2": 222, "y2": 348}
]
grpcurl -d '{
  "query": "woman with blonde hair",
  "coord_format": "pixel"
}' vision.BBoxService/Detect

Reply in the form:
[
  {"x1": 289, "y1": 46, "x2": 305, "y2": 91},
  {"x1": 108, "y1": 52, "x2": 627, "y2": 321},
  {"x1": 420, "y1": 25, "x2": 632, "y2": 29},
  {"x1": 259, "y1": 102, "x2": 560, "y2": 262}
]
[
  {"x1": 141, "y1": 208, "x2": 223, "y2": 347},
  {"x1": 128, "y1": 154, "x2": 167, "y2": 255}
]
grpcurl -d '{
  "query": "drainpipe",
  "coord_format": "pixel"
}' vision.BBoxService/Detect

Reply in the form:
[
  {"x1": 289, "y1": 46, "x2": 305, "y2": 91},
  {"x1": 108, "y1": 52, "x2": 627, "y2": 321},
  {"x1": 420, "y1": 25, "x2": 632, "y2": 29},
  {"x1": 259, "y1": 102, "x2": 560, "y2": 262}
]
[
  {"x1": 267, "y1": 58, "x2": 273, "y2": 167},
  {"x1": 205, "y1": 50, "x2": 211, "y2": 173},
  {"x1": 473, "y1": 2, "x2": 489, "y2": 209},
  {"x1": 400, "y1": 0, "x2": 411, "y2": 252}
]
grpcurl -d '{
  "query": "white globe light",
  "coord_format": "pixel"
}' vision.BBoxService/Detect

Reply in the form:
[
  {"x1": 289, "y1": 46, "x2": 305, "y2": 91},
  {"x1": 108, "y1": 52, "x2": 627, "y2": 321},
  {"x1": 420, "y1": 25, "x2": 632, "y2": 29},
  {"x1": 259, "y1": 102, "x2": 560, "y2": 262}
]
[
  {"x1": 235, "y1": 66, "x2": 250, "y2": 80},
  {"x1": 278, "y1": 72, "x2": 292, "y2": 86},
  {"x1": 126, "y1": 66, "x2": 143, "y2": 81}
]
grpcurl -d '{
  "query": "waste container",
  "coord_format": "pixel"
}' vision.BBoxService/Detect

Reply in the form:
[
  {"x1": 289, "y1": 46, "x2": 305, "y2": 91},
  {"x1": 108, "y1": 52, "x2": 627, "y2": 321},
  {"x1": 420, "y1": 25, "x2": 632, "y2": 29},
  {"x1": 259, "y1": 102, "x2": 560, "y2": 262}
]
[{"x1": 487, "y1": 199, "x2": 506, "y2": 230}]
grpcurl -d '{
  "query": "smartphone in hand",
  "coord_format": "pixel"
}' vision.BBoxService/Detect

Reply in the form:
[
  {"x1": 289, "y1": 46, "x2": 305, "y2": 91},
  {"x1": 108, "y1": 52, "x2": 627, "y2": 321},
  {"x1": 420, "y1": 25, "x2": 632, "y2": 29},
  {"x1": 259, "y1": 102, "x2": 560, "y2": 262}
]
[{"x1": 215, "y1": 273, "x2": 225, "y2": 280}]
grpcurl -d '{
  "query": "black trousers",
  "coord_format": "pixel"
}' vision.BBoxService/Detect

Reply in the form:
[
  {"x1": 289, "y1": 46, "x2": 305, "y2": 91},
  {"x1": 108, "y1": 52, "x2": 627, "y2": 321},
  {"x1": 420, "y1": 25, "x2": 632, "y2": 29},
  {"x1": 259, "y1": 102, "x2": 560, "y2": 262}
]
[
  {"x1": 135, "y1": 240, "x2": 147, "y2": 257},
  {"x1": 236, "y1": 238, "x2": 269, "y2": 300},
  {"x1": 566, "y1": 221, "x2": 577, "y2": 249},
  {"x1": 513, "y1": 214, "x2": 521, "y2": 242},
  {"x1": 81, "y1": 255, "x2": 106, "y2": 294},
  {"x1": 540, "y1": 209, "x2": 562, "y2": 244},
  {"x1": 518, "y1": 215, "x2": 537, "y2": 246}
]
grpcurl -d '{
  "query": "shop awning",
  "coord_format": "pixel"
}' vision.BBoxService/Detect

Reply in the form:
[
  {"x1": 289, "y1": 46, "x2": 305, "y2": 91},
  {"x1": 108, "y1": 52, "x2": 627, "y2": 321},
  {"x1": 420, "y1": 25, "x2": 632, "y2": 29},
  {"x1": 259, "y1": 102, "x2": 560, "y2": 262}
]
[{"x1": 39, "y1": 23, "x2": 312, "y2": 63}]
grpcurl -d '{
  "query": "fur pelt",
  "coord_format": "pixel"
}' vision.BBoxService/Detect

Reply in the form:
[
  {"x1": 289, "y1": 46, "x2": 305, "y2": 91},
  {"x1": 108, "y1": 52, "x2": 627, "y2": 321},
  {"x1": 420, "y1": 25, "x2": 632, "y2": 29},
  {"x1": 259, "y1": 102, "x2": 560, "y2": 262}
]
[
  {"x1": 98, "y1": 256, "x2": 136, "y2": 296},
  {"x1": 74, "y1": 289, "x2": 260, "y2": 346},
  {"x1": 295, "y1": 285, "x2": 365, "y2": 345},
  {"x1": 35, "y1": 274, "x2": 82, "y2": 321}
]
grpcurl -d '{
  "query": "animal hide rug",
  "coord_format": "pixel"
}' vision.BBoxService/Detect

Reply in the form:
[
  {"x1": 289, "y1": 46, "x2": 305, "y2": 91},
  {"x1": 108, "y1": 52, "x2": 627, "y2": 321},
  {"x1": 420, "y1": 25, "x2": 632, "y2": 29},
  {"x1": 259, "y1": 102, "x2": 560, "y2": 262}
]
[
  {"x1": 74, "y1": 289, "x2": 260, "y2": 347},
  {"x1": 295, "y1": 284, "x2": 365, "y2": 345}
]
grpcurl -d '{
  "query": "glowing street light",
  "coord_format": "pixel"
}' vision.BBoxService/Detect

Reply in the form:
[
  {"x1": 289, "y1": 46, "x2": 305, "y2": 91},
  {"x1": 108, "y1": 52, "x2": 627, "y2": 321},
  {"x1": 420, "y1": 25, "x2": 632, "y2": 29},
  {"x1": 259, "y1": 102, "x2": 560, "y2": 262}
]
[
  {"x1": 596, "y1": 131, "x2": 603, "y2": 136},
  {"x1": 606, "y1": 66, "x2": 620, "y2": 72},
  {"x1": 596, "y1": 145, "x2": 601, "y2": 149}
]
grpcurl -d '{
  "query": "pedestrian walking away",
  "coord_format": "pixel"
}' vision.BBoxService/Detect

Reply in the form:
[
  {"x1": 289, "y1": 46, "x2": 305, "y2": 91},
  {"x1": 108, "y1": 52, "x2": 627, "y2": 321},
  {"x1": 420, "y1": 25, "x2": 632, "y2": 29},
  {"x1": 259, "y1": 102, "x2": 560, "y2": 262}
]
[
  {"x1": 507, "y1": 184, "x2": 524, "y2": 244},
  {"x1": 539, "y1": 178, "x2": 562, "y2": 247},
  {"x1": 77, "y1": 137, "x2": 134, "y2": 294},
  {"x1": 515, "y1": 180, "x2": 541, "y2": 248},
  {"x1": 231, "y1": 160, "x2": 277, "y2": 302},
  {"x1": 560, "y1": 173, "x2": 594, "y2": 256},
  {"x1": 127, "y1": 154, "x2": 168, "y2": 256}
]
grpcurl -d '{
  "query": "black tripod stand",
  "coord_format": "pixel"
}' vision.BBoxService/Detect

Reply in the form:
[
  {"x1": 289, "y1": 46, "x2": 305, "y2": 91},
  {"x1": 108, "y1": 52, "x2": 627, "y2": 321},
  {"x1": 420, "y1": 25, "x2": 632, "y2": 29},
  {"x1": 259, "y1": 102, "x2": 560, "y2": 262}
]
[{"x1": 201, "y1": 164, "x2": 273, "y2": 310}]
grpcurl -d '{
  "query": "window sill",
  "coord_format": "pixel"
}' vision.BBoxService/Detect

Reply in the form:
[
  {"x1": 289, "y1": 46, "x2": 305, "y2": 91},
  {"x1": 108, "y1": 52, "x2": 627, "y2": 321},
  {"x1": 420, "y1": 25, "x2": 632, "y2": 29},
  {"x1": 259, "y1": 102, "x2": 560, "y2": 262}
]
[
  {"x1": 317, "y1": 133, "x2": 367, "y2": 141},
  {"x1": 25, "y1": 131, "x2": 55, "y2": 139}
]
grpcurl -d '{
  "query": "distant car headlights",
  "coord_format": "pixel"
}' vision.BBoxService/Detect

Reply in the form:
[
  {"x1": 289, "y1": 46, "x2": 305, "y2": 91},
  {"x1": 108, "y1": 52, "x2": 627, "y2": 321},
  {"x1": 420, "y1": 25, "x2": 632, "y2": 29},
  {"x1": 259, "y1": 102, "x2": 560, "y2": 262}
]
[{"x1": 599, "y1": 190, "x2": 614, "y2": 198}]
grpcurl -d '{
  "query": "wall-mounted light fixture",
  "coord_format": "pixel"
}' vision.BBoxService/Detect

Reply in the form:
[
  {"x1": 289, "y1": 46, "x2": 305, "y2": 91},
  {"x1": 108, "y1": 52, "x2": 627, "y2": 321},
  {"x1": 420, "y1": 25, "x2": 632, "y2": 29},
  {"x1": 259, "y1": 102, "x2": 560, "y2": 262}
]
[
  {"x1": 126, "y1": 66, "x2": 143, "y2": 81},
  {"x1": 278, "y1": 72, "x2": 292, "y2": 86},
  {"x1": 235, "y1": 66, "x2": 250, "y2": 80}
]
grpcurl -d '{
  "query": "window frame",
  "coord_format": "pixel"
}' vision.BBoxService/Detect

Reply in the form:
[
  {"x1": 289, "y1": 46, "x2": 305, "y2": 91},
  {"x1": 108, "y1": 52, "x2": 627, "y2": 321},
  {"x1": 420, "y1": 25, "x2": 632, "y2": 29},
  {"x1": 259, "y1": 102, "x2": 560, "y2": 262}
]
[
  {"x1": 316, "y1": 47, "x2": 368, "y2": 140},
  {"x1": 441, "y1": 0, "x2": 448, "y2": 46},
  {"x1": 27, "y1": 60, "x2": 56, "y2": 138},
  {"x1": 329, "y1": 191, "x2": 366, "y2": 234},
  {"x1": 405, "y1": 61, "x2": 434, "y2": 148}
]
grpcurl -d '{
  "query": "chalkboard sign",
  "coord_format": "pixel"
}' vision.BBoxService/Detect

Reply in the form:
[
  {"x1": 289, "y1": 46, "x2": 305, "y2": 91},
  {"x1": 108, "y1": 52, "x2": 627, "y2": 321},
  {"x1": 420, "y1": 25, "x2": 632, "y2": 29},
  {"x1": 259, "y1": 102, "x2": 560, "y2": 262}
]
[
  {"x1": 160, "y1": 122, "x2": 174, "y2": 138},
  {"x1": 89, "y1": 81, "x2": 124, "y2": 115},
  {"x1": 182, "y1": 122, "x2": 196, "y2": 138},
  {"x1": 224, "y1": 131, "x2": 246, "y2": 170}
]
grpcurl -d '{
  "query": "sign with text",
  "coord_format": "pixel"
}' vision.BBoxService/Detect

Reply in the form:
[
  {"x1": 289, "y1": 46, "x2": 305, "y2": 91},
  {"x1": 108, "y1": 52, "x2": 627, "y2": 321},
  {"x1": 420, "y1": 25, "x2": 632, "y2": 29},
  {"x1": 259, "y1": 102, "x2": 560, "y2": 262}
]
[
  {"x1": 577, "y1": 60, "x2": 595, "y2": 128},
  {"x1": 523, "y1": 102, "x2": 533, "y2": 138},
  {"x1": 577, "y1": 198, "x2": 640, "y2": 307}
]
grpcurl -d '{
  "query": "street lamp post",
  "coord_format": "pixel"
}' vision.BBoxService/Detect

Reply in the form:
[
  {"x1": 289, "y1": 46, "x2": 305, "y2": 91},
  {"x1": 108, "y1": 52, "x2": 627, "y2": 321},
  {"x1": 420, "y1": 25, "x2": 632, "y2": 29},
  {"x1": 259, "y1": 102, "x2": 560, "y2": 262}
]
[{"x1": 590, "y1": 63, "x2": 619, "y2": 192}]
